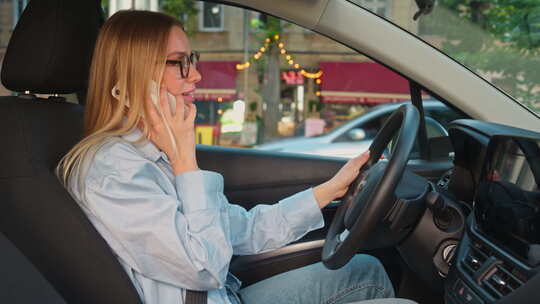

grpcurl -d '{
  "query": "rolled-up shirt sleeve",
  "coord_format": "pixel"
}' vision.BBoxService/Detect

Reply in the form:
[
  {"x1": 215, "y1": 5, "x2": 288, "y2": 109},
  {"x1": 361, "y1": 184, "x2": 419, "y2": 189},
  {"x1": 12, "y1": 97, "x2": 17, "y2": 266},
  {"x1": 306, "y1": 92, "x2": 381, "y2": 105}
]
[
  {"x1": 85, "y1": 166, "x2": 233, "y2": 291},
  {"x1": 228, "y1": 188, "x2": 324, "y2": 255}
]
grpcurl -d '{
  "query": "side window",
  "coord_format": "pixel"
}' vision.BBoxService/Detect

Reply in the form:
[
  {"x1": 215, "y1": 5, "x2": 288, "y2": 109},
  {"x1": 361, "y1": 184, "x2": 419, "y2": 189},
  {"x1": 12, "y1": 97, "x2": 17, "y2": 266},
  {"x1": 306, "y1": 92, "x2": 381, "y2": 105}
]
[
  {"x1": 333, "y1": 113, "x2": 390, "y2": 143},
  {"x1": 154, "y1": 3, "x2": 464, "y2": 160},
  {"x1": 425, "y1": 116, "x2": 448, "y2": 138},
  {"x1": 424, "y1": 105, "x2": 464, "y2": 160},
  {"x1": 426, "y1": 106, "x2": 465, "y2": 130},
  {"x1": 404, "y1": 117, "x2": 451, "y2": 160},
  {"x1": 157, "y1": 3, "x2": 414, "y2": 159}
]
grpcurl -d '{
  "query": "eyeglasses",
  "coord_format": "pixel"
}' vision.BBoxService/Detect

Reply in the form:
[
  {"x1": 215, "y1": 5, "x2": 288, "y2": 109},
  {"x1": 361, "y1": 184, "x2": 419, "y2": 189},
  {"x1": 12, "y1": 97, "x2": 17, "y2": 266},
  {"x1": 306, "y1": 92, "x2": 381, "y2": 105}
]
[{"x1": 165, "y1": 51, "x2": 200, "y2": 79}]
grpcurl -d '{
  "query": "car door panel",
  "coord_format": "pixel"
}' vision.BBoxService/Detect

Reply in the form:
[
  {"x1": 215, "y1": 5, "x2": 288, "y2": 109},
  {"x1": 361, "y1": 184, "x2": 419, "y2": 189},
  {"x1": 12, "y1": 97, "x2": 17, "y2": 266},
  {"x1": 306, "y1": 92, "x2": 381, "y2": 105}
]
[
  {"x1": 197, "y1": 145, "x2": 452, "y2": 222},
  {"x1": 197, "y1": 145, "x2": 345, "y2": 206},
  {"x1": 196, "y1": 145, "x2": 450, "y2": 286}
]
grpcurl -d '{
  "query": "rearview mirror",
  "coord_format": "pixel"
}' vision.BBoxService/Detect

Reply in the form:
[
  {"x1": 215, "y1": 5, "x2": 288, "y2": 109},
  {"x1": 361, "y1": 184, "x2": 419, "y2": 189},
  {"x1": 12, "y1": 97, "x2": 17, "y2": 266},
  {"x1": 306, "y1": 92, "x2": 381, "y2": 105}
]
[{"x1": 348, "y1": 128, "x2": 366, "y2": 141}]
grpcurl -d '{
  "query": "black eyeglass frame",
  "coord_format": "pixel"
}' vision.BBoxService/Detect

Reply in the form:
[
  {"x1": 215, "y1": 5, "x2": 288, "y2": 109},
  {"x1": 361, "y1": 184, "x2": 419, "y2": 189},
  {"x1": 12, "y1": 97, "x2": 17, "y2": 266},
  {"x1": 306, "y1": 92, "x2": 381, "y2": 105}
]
[{"x1": 165, "y1": 51, "x2": 200, "y2": 79}]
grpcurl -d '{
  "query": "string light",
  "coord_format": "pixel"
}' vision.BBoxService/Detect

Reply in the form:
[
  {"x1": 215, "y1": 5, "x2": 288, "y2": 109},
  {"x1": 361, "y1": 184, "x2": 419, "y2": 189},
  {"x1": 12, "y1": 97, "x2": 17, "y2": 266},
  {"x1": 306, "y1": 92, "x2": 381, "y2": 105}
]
[
  {"x1": 234, "y1": 34, "x2": 324, "y2": 92},
  {"x1": 300, "y1": 70, "x2": 323, "y2": 79}
]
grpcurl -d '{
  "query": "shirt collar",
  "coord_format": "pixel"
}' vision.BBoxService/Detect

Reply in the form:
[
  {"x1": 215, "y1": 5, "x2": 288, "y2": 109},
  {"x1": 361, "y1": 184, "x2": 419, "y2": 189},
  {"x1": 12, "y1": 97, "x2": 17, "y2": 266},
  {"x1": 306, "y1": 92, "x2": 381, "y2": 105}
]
[{"x1": 121, "y1": 127, "x2": 163, "y2": 163}]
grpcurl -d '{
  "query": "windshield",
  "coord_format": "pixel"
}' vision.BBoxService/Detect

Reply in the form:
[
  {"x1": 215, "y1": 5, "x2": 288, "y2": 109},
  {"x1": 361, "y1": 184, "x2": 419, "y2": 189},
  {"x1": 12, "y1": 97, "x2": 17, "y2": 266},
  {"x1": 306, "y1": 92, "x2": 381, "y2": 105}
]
[{"x1": 349, "y1": 0, "x2": 540, "y2": 114}]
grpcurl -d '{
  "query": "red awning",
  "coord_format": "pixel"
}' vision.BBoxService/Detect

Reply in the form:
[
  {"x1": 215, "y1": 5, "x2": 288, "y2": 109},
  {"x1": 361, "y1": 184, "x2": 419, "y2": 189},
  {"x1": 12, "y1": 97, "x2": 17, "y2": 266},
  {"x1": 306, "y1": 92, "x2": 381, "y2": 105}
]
[
  {"x1": 319, "y1": 62, "x2": 411, "y2": 105},
  {"x1": 195, "y1": 61, "x2": 239, "y2": 101}
]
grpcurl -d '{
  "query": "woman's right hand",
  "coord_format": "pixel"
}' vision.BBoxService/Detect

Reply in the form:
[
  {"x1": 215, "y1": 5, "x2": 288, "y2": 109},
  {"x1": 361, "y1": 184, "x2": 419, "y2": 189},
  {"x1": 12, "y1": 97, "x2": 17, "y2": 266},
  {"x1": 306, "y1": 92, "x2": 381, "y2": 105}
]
[
  {"x1": 146, "y1": 85, "x2": 199, "y2": 175},
  {"x1": 313, "y1": 151, "x2": 370, "y2": 209}
]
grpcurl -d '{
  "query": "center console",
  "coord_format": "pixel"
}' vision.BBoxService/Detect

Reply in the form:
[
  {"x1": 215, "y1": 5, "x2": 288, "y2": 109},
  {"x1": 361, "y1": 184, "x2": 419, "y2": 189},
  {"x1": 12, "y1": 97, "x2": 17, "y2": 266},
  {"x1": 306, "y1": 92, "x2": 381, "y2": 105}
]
[{"x1": 446, "y1": 135, "x2": 540, "y2": 304}]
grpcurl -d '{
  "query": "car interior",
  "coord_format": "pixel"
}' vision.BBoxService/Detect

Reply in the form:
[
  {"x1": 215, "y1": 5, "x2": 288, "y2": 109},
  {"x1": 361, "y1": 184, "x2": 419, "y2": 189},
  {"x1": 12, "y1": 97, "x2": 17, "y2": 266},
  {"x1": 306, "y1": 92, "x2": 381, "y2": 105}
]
[{"x1": 1, "y1": 1, "x2": 540, "y2": 304}]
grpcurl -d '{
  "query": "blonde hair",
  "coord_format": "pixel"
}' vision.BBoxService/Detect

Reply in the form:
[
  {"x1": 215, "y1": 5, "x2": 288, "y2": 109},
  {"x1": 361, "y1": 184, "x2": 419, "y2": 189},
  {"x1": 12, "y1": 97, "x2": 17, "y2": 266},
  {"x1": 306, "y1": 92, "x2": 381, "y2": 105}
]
[{"x1": 57, "y1": 10, "x2": 184, "y2": 189}]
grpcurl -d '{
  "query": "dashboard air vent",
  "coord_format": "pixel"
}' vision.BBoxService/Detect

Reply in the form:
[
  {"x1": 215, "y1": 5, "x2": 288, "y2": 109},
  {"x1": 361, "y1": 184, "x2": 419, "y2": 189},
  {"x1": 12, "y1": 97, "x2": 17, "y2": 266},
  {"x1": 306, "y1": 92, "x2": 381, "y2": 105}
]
[
  {"x1": 483, "y1": 262, "x2": 527, "y2": 299},
  {"x1": 462, "y1": 242, "x2": 491, "y2": 275}
]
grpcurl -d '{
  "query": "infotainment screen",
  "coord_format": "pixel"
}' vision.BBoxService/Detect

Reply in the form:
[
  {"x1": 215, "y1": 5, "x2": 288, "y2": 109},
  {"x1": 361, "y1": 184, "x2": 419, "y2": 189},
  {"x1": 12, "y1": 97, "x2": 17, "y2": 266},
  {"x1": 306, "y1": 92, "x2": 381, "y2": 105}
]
[{"x1": 475, "y1": 135, "x2": 540, "y2": 266}]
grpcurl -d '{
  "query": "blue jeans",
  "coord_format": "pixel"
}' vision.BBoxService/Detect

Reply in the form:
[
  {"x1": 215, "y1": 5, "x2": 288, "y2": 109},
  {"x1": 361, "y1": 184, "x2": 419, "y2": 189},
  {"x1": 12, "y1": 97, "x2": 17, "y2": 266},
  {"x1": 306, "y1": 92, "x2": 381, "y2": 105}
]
[{"x1": 233, "y1": 254, "x2": 394, "y2": 304}]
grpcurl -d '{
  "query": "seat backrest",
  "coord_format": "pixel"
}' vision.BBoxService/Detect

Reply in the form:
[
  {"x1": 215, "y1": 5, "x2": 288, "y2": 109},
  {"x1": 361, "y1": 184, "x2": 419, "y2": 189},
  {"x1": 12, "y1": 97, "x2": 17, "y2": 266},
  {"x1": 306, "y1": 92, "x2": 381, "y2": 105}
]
[
  {"x1": 0, "y1": 1, "x2": 142, "y2": 303},
  {"x1": 0, "y1": 231, "x2": 66, "y2": 304}
]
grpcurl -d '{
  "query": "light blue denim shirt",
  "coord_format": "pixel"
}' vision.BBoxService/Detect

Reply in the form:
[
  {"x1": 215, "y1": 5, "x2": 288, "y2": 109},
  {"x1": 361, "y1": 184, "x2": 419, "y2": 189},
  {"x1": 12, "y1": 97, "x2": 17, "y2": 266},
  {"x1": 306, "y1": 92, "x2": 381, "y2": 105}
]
[{"x1": 67, "y1": 128, "x2": 324, "y2": 304}]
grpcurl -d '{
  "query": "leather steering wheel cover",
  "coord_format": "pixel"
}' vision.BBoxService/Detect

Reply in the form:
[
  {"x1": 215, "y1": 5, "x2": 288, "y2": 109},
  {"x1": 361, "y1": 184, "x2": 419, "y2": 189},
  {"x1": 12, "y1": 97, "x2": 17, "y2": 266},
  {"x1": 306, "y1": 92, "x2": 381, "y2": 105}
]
[{"x1": 322, "y1": 105, "x2": 420, "y2": 269}]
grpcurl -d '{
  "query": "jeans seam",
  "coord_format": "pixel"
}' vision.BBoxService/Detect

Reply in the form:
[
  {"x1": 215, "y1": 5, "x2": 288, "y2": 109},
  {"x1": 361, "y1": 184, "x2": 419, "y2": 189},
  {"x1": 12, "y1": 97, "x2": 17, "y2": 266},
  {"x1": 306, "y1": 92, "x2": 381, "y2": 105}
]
[{"x1": 322, "y1": 283, "x2": 386, "y2": 304}]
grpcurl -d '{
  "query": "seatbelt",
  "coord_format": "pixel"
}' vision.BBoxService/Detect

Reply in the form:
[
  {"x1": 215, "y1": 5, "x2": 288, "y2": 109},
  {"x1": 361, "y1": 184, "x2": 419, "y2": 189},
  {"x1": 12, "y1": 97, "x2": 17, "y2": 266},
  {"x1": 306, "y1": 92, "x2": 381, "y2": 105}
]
[{"x1": 185, "y1": 290, "x2": 207, "y2": 304}]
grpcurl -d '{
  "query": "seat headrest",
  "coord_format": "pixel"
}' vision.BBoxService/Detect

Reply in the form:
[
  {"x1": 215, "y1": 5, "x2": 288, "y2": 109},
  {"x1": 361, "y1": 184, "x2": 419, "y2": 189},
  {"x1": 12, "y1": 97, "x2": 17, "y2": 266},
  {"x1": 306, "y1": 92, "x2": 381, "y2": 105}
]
[{"x1": 1, "y1": 0, "x2": 103, "y2": 94}]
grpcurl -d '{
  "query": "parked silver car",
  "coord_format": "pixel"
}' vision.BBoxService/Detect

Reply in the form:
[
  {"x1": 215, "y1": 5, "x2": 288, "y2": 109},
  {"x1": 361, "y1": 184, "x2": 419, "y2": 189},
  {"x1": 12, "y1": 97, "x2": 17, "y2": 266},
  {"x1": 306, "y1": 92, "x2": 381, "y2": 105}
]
[{"x1": 256, "y1": 101, "x2": 463, "y2": 158}]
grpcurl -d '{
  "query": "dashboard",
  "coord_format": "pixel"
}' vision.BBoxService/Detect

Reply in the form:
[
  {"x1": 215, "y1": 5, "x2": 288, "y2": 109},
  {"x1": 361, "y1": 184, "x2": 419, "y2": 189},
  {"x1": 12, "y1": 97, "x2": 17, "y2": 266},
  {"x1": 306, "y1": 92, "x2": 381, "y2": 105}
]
[{"x1": 441, "y1": 120, "x2": 540, "y2": 304}]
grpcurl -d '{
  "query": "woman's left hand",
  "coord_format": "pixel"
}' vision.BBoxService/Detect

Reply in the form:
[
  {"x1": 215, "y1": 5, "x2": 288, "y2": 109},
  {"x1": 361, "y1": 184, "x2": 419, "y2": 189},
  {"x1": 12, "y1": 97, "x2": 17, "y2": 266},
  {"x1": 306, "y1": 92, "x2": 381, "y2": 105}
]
[{"x1": 313, "y1": 151, "x2": 370, "y2": 209}]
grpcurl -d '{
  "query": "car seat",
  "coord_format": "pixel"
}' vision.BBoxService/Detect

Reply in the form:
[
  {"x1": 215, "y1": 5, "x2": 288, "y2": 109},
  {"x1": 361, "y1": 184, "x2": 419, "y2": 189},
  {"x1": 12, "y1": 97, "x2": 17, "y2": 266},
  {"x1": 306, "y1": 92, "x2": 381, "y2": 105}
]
[
  {"x1": 0, "y1": 0, "x2": 142, "y2": 303},
  {"x1": 0, "y1": 231, "x2": 67, "y2": 303}
]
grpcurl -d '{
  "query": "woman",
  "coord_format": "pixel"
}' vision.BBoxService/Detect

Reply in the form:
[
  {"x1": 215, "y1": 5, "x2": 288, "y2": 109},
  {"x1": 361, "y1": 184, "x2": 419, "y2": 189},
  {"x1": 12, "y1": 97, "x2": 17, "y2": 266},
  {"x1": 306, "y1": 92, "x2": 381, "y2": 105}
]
[{"x1": 57, "y1": 10, "x2": 394, "y2": 304}]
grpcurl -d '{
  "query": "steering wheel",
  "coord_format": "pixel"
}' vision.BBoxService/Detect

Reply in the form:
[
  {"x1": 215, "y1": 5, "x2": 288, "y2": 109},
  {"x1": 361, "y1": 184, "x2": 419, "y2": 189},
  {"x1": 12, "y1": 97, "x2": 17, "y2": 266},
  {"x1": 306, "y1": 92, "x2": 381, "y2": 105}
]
[{"x1": 322, "y1": 104, "x2": 420, "y2": 269}]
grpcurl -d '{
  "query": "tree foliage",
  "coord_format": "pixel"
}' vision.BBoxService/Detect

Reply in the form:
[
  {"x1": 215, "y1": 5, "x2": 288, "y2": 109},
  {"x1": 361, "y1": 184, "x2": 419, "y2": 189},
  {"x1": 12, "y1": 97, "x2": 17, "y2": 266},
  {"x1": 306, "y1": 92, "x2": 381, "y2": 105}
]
[
  {"x1": 160, "y1": 0, "x2": 198, "y2": 35},
  {"x1": 421, "y1": 0, "x2": 540, "y2": 110}
]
